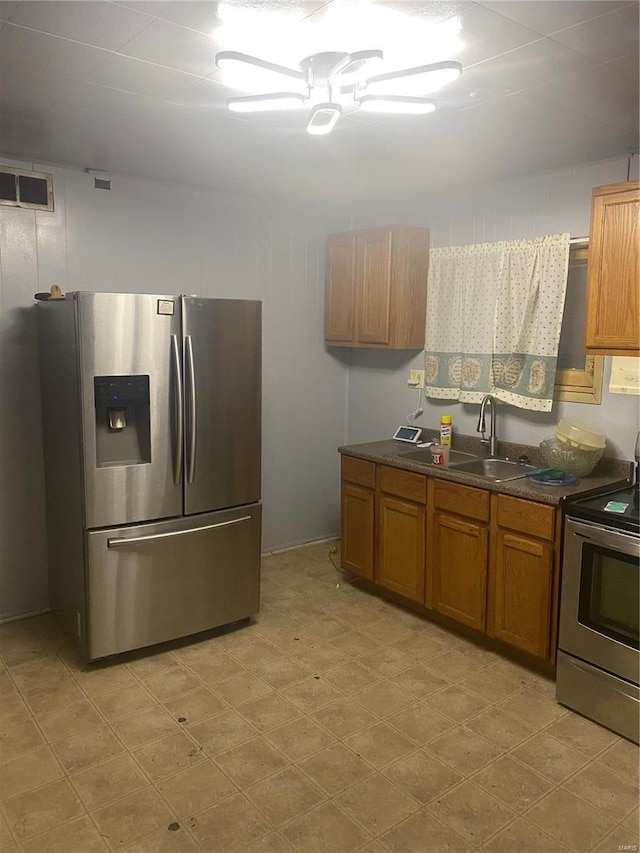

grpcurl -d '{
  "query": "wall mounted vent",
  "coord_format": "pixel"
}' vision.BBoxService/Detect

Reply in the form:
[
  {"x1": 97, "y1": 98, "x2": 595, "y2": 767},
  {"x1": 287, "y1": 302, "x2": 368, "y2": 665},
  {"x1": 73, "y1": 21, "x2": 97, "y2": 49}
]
[
  {"x1": 94, "y1": 178, "x2": 111, "y2": 190},
  {"x1": 0, "y1": 167, "x2": 54, "y2": 211}
]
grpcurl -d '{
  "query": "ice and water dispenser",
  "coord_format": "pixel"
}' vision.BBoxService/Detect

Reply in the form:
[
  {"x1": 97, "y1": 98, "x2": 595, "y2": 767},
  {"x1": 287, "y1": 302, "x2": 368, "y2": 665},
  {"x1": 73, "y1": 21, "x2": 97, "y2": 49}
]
[{"x1": 94, "y1": 375, "x2": 151, "y2": 466}]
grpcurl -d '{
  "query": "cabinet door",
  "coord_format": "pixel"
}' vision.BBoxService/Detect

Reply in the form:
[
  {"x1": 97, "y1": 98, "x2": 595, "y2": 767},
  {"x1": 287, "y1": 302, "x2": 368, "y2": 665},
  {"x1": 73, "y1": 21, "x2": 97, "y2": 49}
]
[
  {"x1": 431, "y1": 512, "x2": 488, "y2": 631},
  {"x1": 585, "y1": 183, "x2": 640, "y2": 354},
  {"x1": 492, "y1": 530, "x2": 552, "y2": 658},
  {"x1": 326, "y1": 232, "x2": 357, "y2": 343},
  {"x1": 355, "y1": 228, "x2": 392, "y2": 345},
  {"x1": 378, "y1": 494, "x2": 425, "y2": 603},
  {"x1": 341, "y1": 483, "x2": 374, "y2": 579}
]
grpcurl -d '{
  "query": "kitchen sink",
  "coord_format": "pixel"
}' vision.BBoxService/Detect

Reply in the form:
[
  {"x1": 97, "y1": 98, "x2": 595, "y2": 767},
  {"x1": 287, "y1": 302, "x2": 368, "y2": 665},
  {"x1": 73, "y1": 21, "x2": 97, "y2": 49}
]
[
  {"x1": 400, "y1": 448, "x2": 478, "y2": 465},
  {"x1": 449, "y1": 457, "x2": 536, "y2": 481}
]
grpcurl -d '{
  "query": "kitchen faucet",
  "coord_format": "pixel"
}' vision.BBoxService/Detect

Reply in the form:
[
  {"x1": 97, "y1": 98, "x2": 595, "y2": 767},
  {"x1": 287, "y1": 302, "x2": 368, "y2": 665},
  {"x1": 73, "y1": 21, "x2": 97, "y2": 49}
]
[{"x1": 477, "y1": 394, "x2": 499, "y2": 457}]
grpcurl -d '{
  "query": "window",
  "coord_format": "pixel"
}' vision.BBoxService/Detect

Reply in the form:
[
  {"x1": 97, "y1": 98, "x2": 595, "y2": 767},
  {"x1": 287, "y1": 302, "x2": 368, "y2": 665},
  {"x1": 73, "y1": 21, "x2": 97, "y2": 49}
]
[
  {"x1": 554, "y1": 244, "x2": 603, "y2": 404},
  {"x1": 0, "y1": 166, "x2": 54, "y2": 211}
]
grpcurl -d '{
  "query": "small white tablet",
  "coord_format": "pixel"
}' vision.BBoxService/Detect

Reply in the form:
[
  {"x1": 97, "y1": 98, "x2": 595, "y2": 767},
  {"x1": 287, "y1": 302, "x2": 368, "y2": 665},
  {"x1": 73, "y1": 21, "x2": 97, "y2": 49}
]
[{"x1": 393, "y1": 425, "x2": 422, "y2": 443}]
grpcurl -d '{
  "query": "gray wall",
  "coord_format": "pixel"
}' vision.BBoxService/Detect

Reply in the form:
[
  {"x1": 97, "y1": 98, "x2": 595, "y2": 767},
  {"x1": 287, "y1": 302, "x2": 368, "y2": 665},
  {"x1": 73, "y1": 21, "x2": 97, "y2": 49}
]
[
  {"x1": 341, "y1": 156, "x2": 640, "y2": 463},
  {"x1": 0, "y1": 158, "x2": 350, "y2": 620}
]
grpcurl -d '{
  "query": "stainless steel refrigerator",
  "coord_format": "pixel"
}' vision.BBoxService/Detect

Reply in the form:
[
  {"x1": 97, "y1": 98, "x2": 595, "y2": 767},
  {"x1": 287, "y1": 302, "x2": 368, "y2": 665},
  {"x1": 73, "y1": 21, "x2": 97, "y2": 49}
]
[{"x1": 38, "y1": 292, "x2": 261, "y2": 661}]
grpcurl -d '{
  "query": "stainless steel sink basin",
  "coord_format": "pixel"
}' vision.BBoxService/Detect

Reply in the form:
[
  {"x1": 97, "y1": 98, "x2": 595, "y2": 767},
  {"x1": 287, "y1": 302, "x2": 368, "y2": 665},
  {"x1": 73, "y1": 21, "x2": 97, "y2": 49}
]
[
  {"x1": 400, "y1": 448, "x2": 477, "y2": 465},
  {"x1": 449, "y1": 457, "x2": 536, "y2": 481}
]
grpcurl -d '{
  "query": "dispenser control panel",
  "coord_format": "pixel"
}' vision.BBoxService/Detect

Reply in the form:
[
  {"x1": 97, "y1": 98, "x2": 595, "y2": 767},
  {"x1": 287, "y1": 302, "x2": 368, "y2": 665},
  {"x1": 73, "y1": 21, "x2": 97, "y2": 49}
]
[{"x1": 94, "y1": 375, "x2": 150, "y2": 407}]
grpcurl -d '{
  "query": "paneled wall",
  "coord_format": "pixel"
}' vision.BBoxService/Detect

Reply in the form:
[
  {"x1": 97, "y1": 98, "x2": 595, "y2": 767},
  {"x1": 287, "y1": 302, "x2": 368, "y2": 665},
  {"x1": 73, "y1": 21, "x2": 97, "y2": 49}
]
[
  {"x1": 343, "y1": 156, "x2": 640, "y2": 463},
  {"x1": 0, "y1": 160, "x2": 350, "y2": 620}
]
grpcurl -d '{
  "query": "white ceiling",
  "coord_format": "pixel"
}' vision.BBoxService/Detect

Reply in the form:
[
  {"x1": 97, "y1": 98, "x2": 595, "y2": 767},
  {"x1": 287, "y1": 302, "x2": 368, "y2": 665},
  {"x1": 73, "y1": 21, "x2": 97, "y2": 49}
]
[{"x1": 0, "y1": 0, "x2": 638, "y2": 204}]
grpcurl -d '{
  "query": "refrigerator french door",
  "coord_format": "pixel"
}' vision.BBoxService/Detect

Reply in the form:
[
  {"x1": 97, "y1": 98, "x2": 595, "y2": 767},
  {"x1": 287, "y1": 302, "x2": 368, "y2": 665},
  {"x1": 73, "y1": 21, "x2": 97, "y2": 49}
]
[{"x1": 39, "y1": 292, "x2": 262, "y2": 661}]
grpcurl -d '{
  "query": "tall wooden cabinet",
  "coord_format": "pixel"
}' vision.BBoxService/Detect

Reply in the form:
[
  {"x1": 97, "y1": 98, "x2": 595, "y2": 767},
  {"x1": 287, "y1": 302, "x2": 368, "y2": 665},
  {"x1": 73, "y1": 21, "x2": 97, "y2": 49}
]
[
  {"x1": 584, "y1": 181, "x2": 640, "y2": 355},
  {"x1": 325, "y1": 225, "x2": 429, "y2": 349}
]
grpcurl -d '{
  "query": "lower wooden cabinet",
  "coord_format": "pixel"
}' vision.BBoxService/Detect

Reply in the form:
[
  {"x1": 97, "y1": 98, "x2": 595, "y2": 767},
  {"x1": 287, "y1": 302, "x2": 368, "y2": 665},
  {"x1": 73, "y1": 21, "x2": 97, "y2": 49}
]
[
  {"x1": 431, "y1": 511, "x2": 488, "y2": 631},
  {"x1": 491, "y1": 530, "x2": 553, "y2": 658},
  {"x1": 339, "y1": 455, "x2": 560, "y2": 662},
  {"x1": 378, "y1": 494, "x2": 426, "y2": 603}
]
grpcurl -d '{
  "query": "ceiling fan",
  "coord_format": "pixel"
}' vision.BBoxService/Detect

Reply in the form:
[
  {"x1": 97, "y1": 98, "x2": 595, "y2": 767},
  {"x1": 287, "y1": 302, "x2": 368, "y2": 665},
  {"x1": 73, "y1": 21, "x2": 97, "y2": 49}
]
[{"x1": 215, "y1": 49, "x2": 462, "y2": 135}]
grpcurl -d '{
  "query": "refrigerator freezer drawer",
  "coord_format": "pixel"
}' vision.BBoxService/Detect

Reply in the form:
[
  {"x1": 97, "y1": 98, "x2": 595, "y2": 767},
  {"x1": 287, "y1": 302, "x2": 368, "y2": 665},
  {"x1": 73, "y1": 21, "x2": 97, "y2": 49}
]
[{"x1": 86, "y1": 504, "x2": 261, "y2": 660}]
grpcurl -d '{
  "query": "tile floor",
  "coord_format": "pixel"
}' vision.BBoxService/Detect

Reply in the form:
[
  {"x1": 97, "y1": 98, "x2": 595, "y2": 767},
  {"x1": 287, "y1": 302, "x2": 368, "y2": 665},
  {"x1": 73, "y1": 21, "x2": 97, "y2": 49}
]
[{"x1": 0, "y1": 540, "x2": 638, "y2": 853}]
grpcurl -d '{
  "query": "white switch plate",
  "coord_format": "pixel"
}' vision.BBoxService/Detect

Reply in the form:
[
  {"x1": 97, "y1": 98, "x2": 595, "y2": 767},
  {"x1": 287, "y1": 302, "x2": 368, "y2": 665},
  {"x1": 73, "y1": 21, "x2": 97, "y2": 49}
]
[{"x1": 408, "y1": 369, "x2": 425, "y2": 388}]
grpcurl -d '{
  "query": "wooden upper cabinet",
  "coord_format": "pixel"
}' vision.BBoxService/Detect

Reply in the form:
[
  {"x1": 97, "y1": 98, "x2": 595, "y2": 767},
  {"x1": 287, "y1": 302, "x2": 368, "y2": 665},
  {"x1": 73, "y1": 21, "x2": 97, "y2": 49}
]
[
  {"x1": 584, "y1": 181, "x2": 640, "y2": 355},
  {"x1": 325, "y1": 225, "x2": 429, "y2": 349}
]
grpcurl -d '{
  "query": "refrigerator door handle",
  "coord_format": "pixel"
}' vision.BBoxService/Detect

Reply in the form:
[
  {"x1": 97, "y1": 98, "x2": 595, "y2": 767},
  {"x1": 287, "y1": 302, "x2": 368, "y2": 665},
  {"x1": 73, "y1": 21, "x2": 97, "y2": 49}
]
[
  {"x1": 171, "y1": 334, "x2": 183, "y2": 486},
  {"x1": 185, "y1": 335, "x2": 197, "y2": 484},
  {"x1": 107, "y1": 515, "x2": 251, "y2": 548}
]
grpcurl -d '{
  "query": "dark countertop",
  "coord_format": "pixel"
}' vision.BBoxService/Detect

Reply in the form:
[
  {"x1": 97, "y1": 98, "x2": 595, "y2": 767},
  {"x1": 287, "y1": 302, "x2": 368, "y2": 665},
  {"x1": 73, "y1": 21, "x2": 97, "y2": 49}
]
[{"x1": 338, "y1": 435, "x2": 632, "y2": 507}]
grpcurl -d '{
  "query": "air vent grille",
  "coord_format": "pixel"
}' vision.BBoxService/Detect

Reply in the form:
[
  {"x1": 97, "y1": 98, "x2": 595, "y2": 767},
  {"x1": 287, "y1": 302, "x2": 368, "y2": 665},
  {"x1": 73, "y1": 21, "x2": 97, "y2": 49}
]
[{"x1": 0, "y1": 167, "x2": 54, "y2": 211}]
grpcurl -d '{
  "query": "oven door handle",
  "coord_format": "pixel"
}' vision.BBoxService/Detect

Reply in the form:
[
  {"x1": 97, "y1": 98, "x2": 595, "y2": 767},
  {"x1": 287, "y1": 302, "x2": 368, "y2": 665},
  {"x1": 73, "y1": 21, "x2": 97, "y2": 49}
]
[{"x1": 573, "y1": 524, "x2": 640, "y2": 557}]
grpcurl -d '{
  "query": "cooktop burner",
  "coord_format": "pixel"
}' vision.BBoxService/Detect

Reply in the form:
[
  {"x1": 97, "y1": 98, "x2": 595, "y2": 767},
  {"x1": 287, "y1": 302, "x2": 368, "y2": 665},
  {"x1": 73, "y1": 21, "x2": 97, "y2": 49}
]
[{"x1": 567, "y1": 485, "x2": 639, "y2": 535}]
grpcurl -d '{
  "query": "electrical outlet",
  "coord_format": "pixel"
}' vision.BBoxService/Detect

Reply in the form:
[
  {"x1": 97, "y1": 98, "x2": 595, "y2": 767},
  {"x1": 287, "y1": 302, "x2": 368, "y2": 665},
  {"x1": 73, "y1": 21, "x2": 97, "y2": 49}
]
[{"x1": 408, "y1": 369, "x2": 425, "y2": 389}]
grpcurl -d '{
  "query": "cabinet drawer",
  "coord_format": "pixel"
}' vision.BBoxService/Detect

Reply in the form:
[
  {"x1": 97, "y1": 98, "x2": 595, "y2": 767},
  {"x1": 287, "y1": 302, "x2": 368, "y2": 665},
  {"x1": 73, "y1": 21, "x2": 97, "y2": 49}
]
[
  {"x1": 432, "y1": 479, "x2": 489, "y2": 523},
  {"x1": 379, "y1": 465, "x2": 427, "y2": 504},
  {"x1": 497, "y1": 494, "x2": 555, "y2": 541},
  {"x1": 341, "y1": 456, "x2": 376, "y2": 489}
]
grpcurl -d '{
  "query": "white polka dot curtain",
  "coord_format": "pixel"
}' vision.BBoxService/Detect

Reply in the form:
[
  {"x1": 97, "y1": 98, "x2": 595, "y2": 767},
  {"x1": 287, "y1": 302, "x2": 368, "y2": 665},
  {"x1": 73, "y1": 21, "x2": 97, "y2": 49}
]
[{"x1": 423, "y1": 233, "x2": 571, "y2": 412}]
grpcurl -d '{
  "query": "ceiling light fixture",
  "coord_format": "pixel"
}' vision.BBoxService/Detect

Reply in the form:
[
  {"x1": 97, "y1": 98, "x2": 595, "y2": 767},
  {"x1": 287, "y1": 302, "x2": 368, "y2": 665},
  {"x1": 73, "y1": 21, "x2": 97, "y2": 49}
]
[{"x1": 215, "y1": 50, "x2": 462, "y2": 135}]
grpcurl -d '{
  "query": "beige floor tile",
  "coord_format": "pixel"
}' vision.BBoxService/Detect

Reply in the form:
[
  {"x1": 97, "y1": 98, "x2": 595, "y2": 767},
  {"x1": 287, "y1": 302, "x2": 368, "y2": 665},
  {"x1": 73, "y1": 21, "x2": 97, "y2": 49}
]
[
  {"x1": 383, "y1": 749, "x2": 462, "y2": 804},
  {"x1": 143, "y1": 666, "x2": 201, "y2": 701},
  {"x1": 0, "y1": 638, "x2": 54, "y2": 670},
  {"x1": 0, "y1": 745, "x2": 63, "y2": 802},
  {"x1": 0, "y1": 669, "x2": 18, "y2": 697},
  {"x1": 252, "y1": 831, "x2": 294, "y2": 852},
  {"x1": 427, "y1": 726, "x2": 501, "y2": 775},
  {"x1": 563, "y1": 761, "x2": 639, "y2": 821},
  {"x1": 486, "y1": 657, "x2": 543, "y2": 685},
  {"x1": 526, "y1": 788, "x2": 616, "y2": 852},
  {"x1": 236, "y1": 690, "x2": 301, "y2": 732},
  {"x1": 9, "y1": 657, "x2": 69, "y2": 695},
  {"x1": 1, "y1": 692, "x2": 30, "y2": 721},
  {"x1": 264, "y1": 715, "x2": 335, "y2": 761},
  {"x1": 187, "y1": 652, "x2": 244, "y2": 684},
  {"x1": 213, "y1": 669, "x2": 275, "y2": 707},
  {"x1": 22, "y1": 676, "x2": 86, "y2": 715},
  {"x1": 544, "y1": 713, "x2": 618, "y2": 758},
  {"x1": 356, "y1": 645, "x2": 414, "y2": 678},
  {"x1": 125, "y1": 824, "x2": 200, "y2": 853},
  {"x1": 309, "y1": 697, "x2": 375, "y2": 738},
  {"x1": 133, "y1": 730, "x2": 204, "y2": 781},
  {"x1": 188, "y1": 709, "x2": 256, "y2": 755},
  {"x1": 36, "y1": 698, "x2": 103, "y2": 742},
  {"x1": 364, "y1": 619, "x2": 417, "y2": 646},
  {"x1": 298, "y1": 742, "x2": 373, "y2": 795},
  {"x1": 0, "y1": 808, "x2": 14, "y2": 846},
  {"x1": 214, "y1": 736, "x2": 288, "y2": 788},
  {"x1": 3, "y1": 778, "x2": 84, "y2": 842},
  {"x1": 245, "y1": 766, "x2": 325, "y2": 827},
  {"x1": 281, "y1": 675, "x2": 343, "y2": 712},
  {"x1": 392, "y1": 632, "x2": 448, "y2": 662},
  {"x1": 282, "y1": 801, "x2": 371, "y2": 853},
  {"x1": 19, "y1": 815, "x2": 109, "y2": 853},
  {"x1": 352, "y1": 681, "x2": 415, "y2": 718},
  {"x1": 496, "y1": 686, "x2": 566, "y2": 729},
  {"x1": 323, "y1": 661, "x2": 380, "y2": 694},
  {"x1": 245, "y1": 654, "x2": 311, "y2": 690},
  {"x1": 89, "y1": 683, "x2": 155, "y2": 722},
  {"x1": 72, "y1": 664, "x2": 138, "y2": 698},
  {"x1": 386, "y1": 702, "x2": 455, "y2": 745},
  {"x1": 0, "y1": 715, "x2": 45, "y2": 762},
  {"x1": 465, "y1": 707, "x2": 537, "y2": 750},
  {"x1": 472, "y1": 755, "x2": 553, "y2": 811},
  {"x1": 336, "y1": 773, "x2": 419, "y2": 836},
  {"x1": 171, "y1": 640, "x2": 225, "y2": 667},
  {"x1": 162, "y1": 685, "x2": 227, "y2": 725},
  {"x1": 287, "y1": 639, "x2": 349, "y2": 671},
  {"x1": 481, "y1": 817, "x2": 571, "y2": 852},
  {"x1": 595, "y1": 738, "x2": 640, "y2": 786},
  {"x1": 428, "y1": 779, "x2": 516, "y2": 844},
  {"x1": 190, "y1": 792, "x2": 271, "y2": 851},
  {"x1": 91, "y1": 786, "x2": 175, "y2": 852},
  {"x1": 51, "y1": 723, "x2": 124, "y2": 774},
  {"x1": 591, "y1": 819, "x2": 640, "y2": 853},
  {"x1": 460, "y1": 669, "x2": 523, "y2": 703},
  {"x1": 422, "y1": 649, "x2": 482, "y2": 682},
  {"x1": 111, "y1": 704, "x2": 179, "y2": 749},
  {"x1": 381, "y1": 809, "x2": 473, "y2": 853},
  {"x1": 69, "y1": 752, "x2": 148, "y2": 811},
  {"x1": 329, "y1": 629, "x2": 382, "y2": 658},
  {"x1": 344, "y1": 722, "x2": 416, "y2": 770},
  {"x1": 388, "y1": 664, "x2": 450, "y2": 698},
  {"x1": 304, "y1": 614, "x2": 352, "y2": 641},
  {"x1": 423, "y1": 684, "x2": 489, "y2": 723},
  {"x1": 156, "y1": 758, "x2": 236, "y2": 817},
  {"x1": 511, "y1": 731, "x2": 591, "y2": 784},
  {"x1": 124, "y1": 651, "x2": 178, "y2": 681}
]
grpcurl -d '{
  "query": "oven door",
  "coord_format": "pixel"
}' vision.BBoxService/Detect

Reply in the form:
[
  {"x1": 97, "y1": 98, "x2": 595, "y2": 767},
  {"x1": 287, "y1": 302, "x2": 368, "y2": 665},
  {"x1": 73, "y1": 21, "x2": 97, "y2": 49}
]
[{"x1": 560, "y1": 517, "x2": 639, "y2": 685}]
